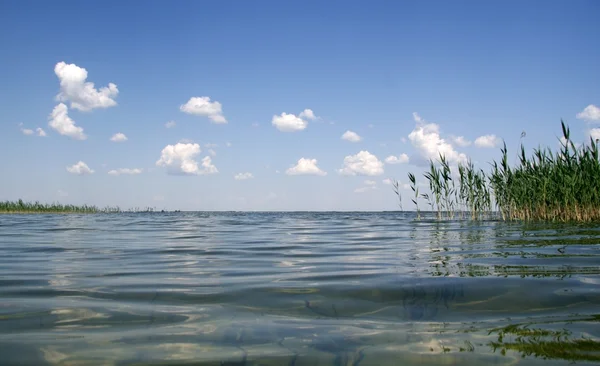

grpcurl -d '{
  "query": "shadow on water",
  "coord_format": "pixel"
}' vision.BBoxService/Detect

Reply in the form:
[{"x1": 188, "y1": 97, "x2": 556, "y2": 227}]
[{"x1": 0, "y1": 212, "x2": 599, "y2": 365}]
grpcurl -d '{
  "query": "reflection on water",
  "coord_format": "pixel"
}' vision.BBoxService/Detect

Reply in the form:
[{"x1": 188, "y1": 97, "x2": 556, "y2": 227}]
[{"x1": 0, "y1": 212, "x2": 599, "y2": 365}]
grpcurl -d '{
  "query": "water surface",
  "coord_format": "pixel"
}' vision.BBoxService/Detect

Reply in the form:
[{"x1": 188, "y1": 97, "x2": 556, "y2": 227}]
[{"x1": 1, "y1": 212, "x2": 599, "y2": 365}]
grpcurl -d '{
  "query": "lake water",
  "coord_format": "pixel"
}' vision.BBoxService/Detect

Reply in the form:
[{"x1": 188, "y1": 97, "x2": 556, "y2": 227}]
[{"x1": 1, "y1": 212, "x2": 599, "y2": 365}]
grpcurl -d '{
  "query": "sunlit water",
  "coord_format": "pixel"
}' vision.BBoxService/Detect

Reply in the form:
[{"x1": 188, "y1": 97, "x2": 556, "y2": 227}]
[{"x1": 1, "y1": 212, "x2": 599, "y2": 365}]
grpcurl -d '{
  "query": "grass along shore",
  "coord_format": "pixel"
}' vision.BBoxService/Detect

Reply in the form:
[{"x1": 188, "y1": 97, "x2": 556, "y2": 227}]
[
  {"x1": 0, "y1": 200, "x2": 156, "y2": 214},
  {"x1": 395, "y1": 121, "x2": 600, "y2": 222}
]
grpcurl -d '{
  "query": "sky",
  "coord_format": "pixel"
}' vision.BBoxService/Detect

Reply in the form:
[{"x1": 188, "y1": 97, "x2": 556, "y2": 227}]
[{"x1": 0, "y1": 0, "x2": 599, "y2": 211}]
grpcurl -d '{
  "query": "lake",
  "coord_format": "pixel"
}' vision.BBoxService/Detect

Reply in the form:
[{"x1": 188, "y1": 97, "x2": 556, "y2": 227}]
[{"x1": 0, "y1": 212, "x2": 599, "y2": 365}]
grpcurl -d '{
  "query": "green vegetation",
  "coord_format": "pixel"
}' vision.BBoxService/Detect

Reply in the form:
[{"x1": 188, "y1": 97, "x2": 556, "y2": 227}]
[
  {"x1": 488, "y1": 318, "x2": 600, "y2": 362},
  {"x1": 396, "y1": 121, "x2": 600, "y2": 222},
  {"x1": 0, "y1": 199, "x2": 157, "y2": 214}
]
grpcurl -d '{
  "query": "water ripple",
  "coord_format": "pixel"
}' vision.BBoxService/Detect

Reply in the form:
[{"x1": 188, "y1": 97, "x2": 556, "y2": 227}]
[{"x1": 0, "y1": 212, "x2": 599, "y2": 365}]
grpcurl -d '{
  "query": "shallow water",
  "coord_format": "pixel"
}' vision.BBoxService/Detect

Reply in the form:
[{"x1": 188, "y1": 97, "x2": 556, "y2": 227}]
[{"x1": 0, "y1": 212, "x2": 599, "y2": 365}]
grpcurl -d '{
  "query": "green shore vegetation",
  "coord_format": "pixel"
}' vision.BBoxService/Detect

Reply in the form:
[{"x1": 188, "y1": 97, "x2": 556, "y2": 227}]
[
  {"x1": 0, "y1": 200, "x2": 156, "y2": 214},
  {"x1": 395, "y1": 121, "x2": 600, "y2": 222}
]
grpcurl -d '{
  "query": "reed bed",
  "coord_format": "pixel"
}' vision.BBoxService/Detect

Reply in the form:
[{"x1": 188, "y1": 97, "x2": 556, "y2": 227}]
[
  {"x1": 0, "y1": 200, "x2": 156, "y2": 214},
  {"x1": 395, "y1": 121, "x2": 600, "y2": 222}
]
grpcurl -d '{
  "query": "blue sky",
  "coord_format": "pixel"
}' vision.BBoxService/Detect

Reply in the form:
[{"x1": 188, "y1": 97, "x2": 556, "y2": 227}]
[{"x1": 1, "y1": 0, "x2": 599, "y2": 211}]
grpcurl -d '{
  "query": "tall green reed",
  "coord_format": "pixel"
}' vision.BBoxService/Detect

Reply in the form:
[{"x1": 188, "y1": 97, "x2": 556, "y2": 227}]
[{"x1": 397, "y1": 121, "x2": 599, "y2": 222}]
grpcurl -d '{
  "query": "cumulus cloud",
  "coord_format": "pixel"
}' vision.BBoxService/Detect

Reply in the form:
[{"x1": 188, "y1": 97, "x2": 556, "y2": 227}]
[
  {"x1": 299, "y1": 109, "x2": 318, "y2": 120},
  {"x1": 108, "y1": 168, "x2": 143, "y2": 176},
  {"x1": 286, "y1": 158, "x2": 327, "y2": 176},
  {"x1": 66, "y1": 161, "x2": 94, "y2": 175},
  {"x1": 474, "y1": 134, "x2": 502, "y2": 148},
  {"x1": 450, "y1": 135, "x2": 471, "y2": 147},
  {"x1": 156, "y1": 143, "x2": 218, "y2": 175},
  {"x1": 408, "y1": 112, "x2": 467, "y2": 165},
  {"x1": 48, "y1": 103, "x2": 86, "y2": 140},
  {"x1": 208, "y1": 149, "x2": 217, "y2": 157},
  {"x1": 54, "y1": 61, "x2": 118, "y2": 111},
  {"x1": 200, "y1": 156, "x2": 218, "y2": 174},
  {"x1": 577, "y1": 104, "x2": 600, "y2": 122},
  {"x1": 226, "y1": 142, "x2": 232, "y2": 147},
  {"x1": 341, "y1": 130, "x2": 362, "y2": 142},
  {"x1": 382, "y1": 178, "x2": 393, "y2": 185},
  {"x1": 36, "y1": 128, "x2": 46, "y2": 137},
  {"x1": 385, "y1": 153, "x2": 409, "y2": 164},
  {"x1": 338, "y1": 151, "x2": 384, "y2": 176},
  {"x1": 234, "y1": 172, "x2": 254, "y2": 180},
  {"x1": 180, "y1": 96, "x2": 227, "y2": 123},
  {"x1": 272, "y1": 112, "x2": 308, "y2": 132},
  {"x1": 110, "y1": 132, "x2": 128, "y2": 142},
  {"x1": 21, "y1": 127, "x2": 34, "y2": 135},
  {"x1": 165, "y1": 120, "x2": 176, "y2": 128}
]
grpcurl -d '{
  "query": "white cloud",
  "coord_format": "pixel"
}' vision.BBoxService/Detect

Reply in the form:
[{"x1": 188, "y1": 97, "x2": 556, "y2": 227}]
[
  {"x1": 156, "y1": 143, "x2": 204, "y2": 175},
  {"x1": 180, "y1": 96, "x2": 227, "y2": 123},
  {"x1": 165, "y1": 120, "x2": 176, "y2": 128},
  {"x1": 54, "y1": 61, "x2": 118, "y2": 111},
  {"x1": 48, "y1": 103, "x2": 86, "y2": 140},
  {"x1": 354, "y1": 185, "x2": 377, "y2": 193},
  {"x1": 474, "y1": 134, "x2": 502, "y2": 148},
  {"x1": 381, "y1": 178, "x2": 409, "y2": 189},
  {"x1": 338, "y1": 151, "x2": 384, "y2": 176},
  {"x1": 36, "y1": 128, "x2": 46, "y2": 137},
  {"x1": 234, "y1": 172, "x2": 254, "y2": 180},
  {"x1": 66, "y1": 161, "x2": 94, "y2": 175},
  {"x1": 251, "y1": 122, "x2": 260, "y2": 128},
  {"x1": 208, "y1": 149, "x2": 217, "y2": 157},
  {"x1": 385, "y1": 153, "x2": 409, "y2": 164},
  {"x1": 226, "y1": 142, "x2": 232, "y2": 147},
  {"x1": 21, "y1": 128, "x2": 34, "y2": 135},
  {"x1": 577, "y1": 104, "x2": 600, "y2": 122},
  {"x1": 272, "y1": 112, "x2": 308, "y2": 132},
  {"x1": 205, "y1": 143, "x2": 218, "y2": 148},
  {"x1": 589, "y1": 128, "x2": 600, "y2": 141},
  {"x1": 110, "y1": 132, "x2": 128, "y2": 142},
  {"x1": 408, "y1": 112, "x2": 467, "y2": 165},
  {"x1": 286, "y1": 158, "x2": 327, "y2": 176},
  {"x1": 341, "y1": 130, "x2": 362, "y2": 142},
  {"x1": 354, "y1": 179, "x2": 377, "y2": 193},
  {"x1": 559, "y1": 136, "x2": 581, "y2": 150},
  {"x1": 450, "y1": 135, "x2": 471, "y2": 147},
  {"x1": 299, "y1": 109, "x2": 318, "y2": 120},
  {"x1": 200, "y1": 156, "x2": 218, "y2": 174},
  {"x1": 108, "y1": 168, "x2": 143, "y2": 176}
]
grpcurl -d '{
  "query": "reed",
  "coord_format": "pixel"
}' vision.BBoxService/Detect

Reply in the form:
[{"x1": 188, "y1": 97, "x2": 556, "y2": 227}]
[
  {"x1": 0, "y1": 200, "x2": 156, "y2": 214},
  {"x1": 398, "y1": 121, "x2": 600, "y2": 222}
]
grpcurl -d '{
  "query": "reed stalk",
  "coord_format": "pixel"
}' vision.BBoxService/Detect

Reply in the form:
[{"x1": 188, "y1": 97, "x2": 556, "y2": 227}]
[{"x1": 397, "y1": 121, "x2": 600, "y2": 222}]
